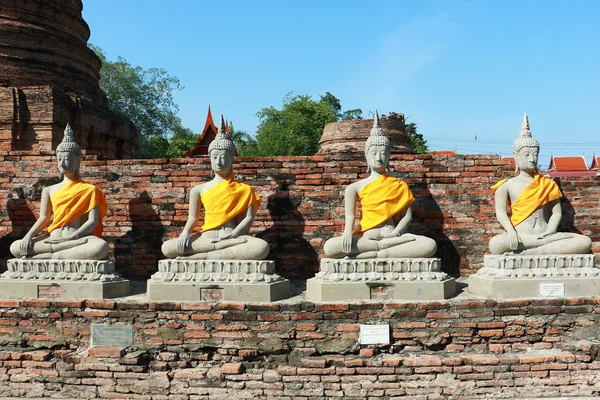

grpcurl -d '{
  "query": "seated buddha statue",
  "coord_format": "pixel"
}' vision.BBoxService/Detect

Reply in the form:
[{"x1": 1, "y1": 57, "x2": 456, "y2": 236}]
[
  {"x1": 489, "y1": 113, "x2": 592, "y2": 255},
  {"x1": 10, "y1": 124, "x2": 110, "y2": 260},
  {"x1": 323, "y1": 111, "x2": 437, "y2": 259},
  {"x1": 161, "y1": 115, "x2": 269, "y2": 260}
]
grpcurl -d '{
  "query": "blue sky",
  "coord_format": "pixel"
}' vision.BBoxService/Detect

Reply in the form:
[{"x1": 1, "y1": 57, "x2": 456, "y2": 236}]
[{"x1": 83, "y1": 1, "x2": 600, "y2": 166}]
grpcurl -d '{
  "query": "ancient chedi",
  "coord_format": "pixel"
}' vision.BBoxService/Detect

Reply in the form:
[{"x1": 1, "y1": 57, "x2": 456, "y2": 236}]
[
  {"x1": 0, "y1": 0, "x2": 136, "y2": 158},
  {"x1": 307, "y1": 111, "x2": 455, "y2": 301},
  {"x1": 149, "y1": 115, "x2": 289, "y2": 302},
  {"x1": 0, "y1": 124, "x2": 129, "y2": 299},
  {"x1": 469, "y1": 113, "x2": 598, "y2": 299},
  {"x1": 318, "y1": 112, "x2": 413, "y2": 155}
]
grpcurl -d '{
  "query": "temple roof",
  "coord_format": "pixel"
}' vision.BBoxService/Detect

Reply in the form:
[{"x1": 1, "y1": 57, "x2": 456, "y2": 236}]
[
  {"x1": 590, "y1": 155, "x2": 600, "y2": 170},
  {"x1": 548, "y1": 156, "x2": 589, "y2": 171},
  {"x1": 545, "y1": 155, "x2": 596, "y2": 177},
  {"x1": 185, "y1": 105, "x2": 235, "y2": 157}
]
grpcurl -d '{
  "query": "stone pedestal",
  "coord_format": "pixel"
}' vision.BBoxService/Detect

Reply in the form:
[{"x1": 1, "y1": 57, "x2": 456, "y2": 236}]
[
  {"x1": 468, "y1": 254, "x2": 600, "y2": 299},
  {"x1": 147, "y1": 259, "x2": 290, "y2": 302},
  {"x1": 0, "y1": 259, "x2": 130, "y2": 299},
  {"x1": 306, "y1": 258, "x2": 455, "y2": 301}
]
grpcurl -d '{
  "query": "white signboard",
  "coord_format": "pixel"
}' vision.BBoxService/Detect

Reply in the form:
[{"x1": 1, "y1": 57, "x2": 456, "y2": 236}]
[
  {"x1": 539, "y1": 283, "x2": 565, "y2": 297},
  {"x1": 359, "y1": 324, "x2": 390, "y2": 345}
]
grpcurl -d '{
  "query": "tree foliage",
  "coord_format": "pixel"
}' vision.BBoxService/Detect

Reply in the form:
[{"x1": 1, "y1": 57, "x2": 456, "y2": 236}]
[
  {"x1": 228, "y1": 122, "x2": 257, "y2": 156},
  {"x1": 91, "y1": 45, "x2": 191, "y2": 158},
  {"x1": 319, "y1": 92, "x2": 342, "y2": 120},
  {"x1": 405, "y1": 122, "x2": 428, "y2": 154},
  {"x1": 166, "y1": 125, "x2": 199, "y2": 158},
  {"x1": 341, "y1": 108, "x2": 363, "y2": 121},
  {"x1": 252, "y1": 92, "x2": 338, "y2": 156}
]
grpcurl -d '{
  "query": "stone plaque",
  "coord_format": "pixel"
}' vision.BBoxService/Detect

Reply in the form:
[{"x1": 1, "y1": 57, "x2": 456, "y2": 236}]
[
  {"x1": 38, "y1": 284, "x2": 61, "y2": 298},
  {"x1": 201, "y1": 288, "x2": 224, "y2": 301},
  {"x1": 91, "y1": 325, "x2": 133, "y2": 347},
  {"x1": 370, "y1": 285, "x2": 394, "y2": 300},
  {"x1": 359, "y1": 324, "x2": 390, "y2": 345},
  {"x1": 540, "y1": 283, "x2": 565, "y2": 297}
]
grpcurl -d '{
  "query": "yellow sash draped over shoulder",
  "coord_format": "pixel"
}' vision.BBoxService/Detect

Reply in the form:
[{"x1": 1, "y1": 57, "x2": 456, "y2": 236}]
[
  {"x1": 199, "y1": 175, "x2": 260, "y2": 233},
  {"x1": 492, "y1": 174, "x2": 562, "y2": 226},
  {"x1": 355, "y1": 174, "x2": 415, "y2": 233},
  {"x1": 47, "y1": 180, "x2": 107, "y2": 238}
]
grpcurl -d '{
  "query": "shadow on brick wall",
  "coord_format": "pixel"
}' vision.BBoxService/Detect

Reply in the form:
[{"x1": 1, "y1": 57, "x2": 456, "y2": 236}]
[
  {"x1": 411, "y1": 180, "x2": 461, "y2": 276},
  {"x1": 0, "y1": 198, "x2": 37, "y2": 271},
  {"x1": 112, "y1": 191, "x2": 165, "y2": 279},
  {"x1": 555, "y1": 180, "x2": 584, "y2": 235},
  {"x1": 257, "y1": 182, "x2": 319, "y2": 280}
]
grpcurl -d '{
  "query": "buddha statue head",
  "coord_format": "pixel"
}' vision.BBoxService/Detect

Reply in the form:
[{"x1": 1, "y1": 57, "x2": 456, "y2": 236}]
[
  {"x1": 56, "y1": 123, "x2": 82, "y2": 177},
  {"x1": 365, "y1": 110, "x2": 391, "y2": 172},
  {"x1": 513, "y1": 112, "x2": 539, "y2": 173},
  {"x1": 208, "y1": 115, "x2": 235, "y2": 177}
]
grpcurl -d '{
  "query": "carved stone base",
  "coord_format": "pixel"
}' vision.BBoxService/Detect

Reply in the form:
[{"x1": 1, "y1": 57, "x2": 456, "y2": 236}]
[
  {"x1": 148, "y1": 259, "x2": 290, "y2": 302},
  {"x1": 0, "y1": 259, "x2": 130, "y2": 299},
  {"x1": 3, "y1": 259, "x2": 124, "y2": 281},
  {"x1": 0, "y1": 279, "x2": 130, "y2": 300},
  {"x1": 306, "y1": 258, "x2": 456, "y2": 301},
  {"x1": 147, "y1": 280, "x2": 290, "y2": 302},
  {"x1": 478, "y1": 254, "x2": 598, "y2": 278},
  {"x1": 469, "y1": 254, "x2": 600, "y2": 299}
]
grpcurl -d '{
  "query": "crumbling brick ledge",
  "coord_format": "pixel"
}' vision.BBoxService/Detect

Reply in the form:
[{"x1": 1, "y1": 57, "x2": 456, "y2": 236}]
[{"x1": 1, "y1": 296, "x2": 600, "y2": 399}]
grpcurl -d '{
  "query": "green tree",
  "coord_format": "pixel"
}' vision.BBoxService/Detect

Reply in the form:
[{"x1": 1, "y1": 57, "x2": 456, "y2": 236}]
[
  {"x1": 319, "y1": 92, "x2": 342, "y2": 120},
  {"x1": 90, "y1": 45, "x2": 185, "y2": 158},
  {"x1": 229, "y1": 122, "x2": 257, "y2": 156},
  {"x1": 166, "y1": 124, "x2": 199, "y2": 158},
  {"x1": 254, "y1": 92, "x2": 338, "y2": 156},
  {"x1": 405, "y1": 122, "x2": 428, "y2": 154},
  {"x1": 341, "y1": 108, "x2": 363, "y2": 120},
  {"x1": 319, "y1": 92, "x2": 364, "y2": 121}
]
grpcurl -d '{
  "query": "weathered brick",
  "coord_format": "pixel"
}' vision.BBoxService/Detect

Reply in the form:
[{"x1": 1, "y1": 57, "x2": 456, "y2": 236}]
[
  {"x1": 426, "y1": 312, "x2": 459, "y2": 319},
  {"x1": 461, "y1": 354, "x2": 500, "y2": 365},
  {"x1": 88, "y1": 347, "x2": 125, "y2": 358},
  {"x1": 85, "y1": 300, "x2": 116, "y2": 310},
  {"x1": 318, "y1": 304, "x2": 350, "y2": 312},
  {"x1": 403, "y1": 356, "x2": 442, "y2": 367},
  {"x1": 221, "y1": 362, "x2": 244, "y2": 374},
  {"x1": 21, "y1": 300, "x2": 51, "y2": 308},
  {"x1": 359, "y1": 348, "x2": 375, "y2": 358}
]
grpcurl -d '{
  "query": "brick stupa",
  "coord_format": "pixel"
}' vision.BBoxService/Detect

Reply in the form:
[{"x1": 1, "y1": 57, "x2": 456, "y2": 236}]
[
  {"x1": 317, "y1": 113, "x2": 413, "y2": 156},
  {"x1": 0, "y1": 0, "x2": 137, "y2": 158}
]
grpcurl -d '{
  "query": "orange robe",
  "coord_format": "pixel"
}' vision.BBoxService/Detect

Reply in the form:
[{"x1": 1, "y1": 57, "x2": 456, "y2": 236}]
[
  {"x1": 199, "y1": 175, "x2": 260, "y2": 233},
  {"x1": 47, "y1": 180, "x2": 107, "y2": 238},
  {"x1": 355, "y1": 174, "x2": 415, "y2": 233},
  {"x1": 491, "y1": 174, "x2": 562, "y2": 226}
]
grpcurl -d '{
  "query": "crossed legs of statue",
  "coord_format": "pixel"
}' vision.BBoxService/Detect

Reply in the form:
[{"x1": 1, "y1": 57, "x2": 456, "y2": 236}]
[
  {"x1": 323, "y1": 233, "x2": 437, "y2": 259},
  {"x1": 10, "y1": 235, "x2": 109, "y2": 260},
  {"x1": 162, "y1": 235, "x2": 270, "y2": 260},
  {"x1": 489, "y1": 232, "x2": 592, "y2": 255}
]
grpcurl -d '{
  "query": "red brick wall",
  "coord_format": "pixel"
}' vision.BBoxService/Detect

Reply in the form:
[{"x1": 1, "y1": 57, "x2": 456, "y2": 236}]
[
  {"x1": 0, "y1": 86, "x2": 137, "y2": 157},
  {"x1": 1, "y1": 153, "x2": 599, "y2": 279},
  {"x1": 0, "y1": 297, "x2": 599, "y2": 398}
]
